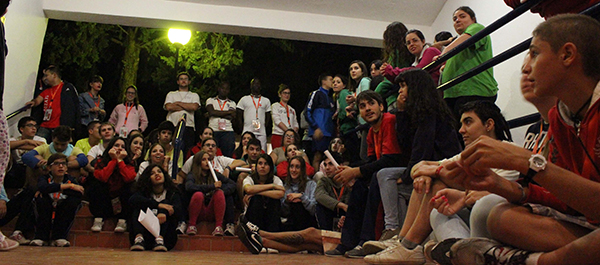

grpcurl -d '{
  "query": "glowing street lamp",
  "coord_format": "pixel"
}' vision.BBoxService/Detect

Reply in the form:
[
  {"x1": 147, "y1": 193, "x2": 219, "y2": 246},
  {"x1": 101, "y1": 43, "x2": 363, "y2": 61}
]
[{"x1": 168, "y1": 28, "x2": 192, "y2": 73}]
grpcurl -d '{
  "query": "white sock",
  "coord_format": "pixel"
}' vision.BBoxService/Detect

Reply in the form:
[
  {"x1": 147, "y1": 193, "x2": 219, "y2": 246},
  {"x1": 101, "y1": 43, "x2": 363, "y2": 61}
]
[{"x1": 525, "y1": 252, "x2": 542, "y2": 265}]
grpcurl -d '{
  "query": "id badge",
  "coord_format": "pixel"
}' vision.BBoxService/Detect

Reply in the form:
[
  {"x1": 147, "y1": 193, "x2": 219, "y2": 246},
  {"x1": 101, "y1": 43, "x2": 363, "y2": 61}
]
[
  {"x1": 218, "y1": 119, "x2": 227, "y2": 131},
  {"x1": 43, "y1": 109, "x2": 52, "y2": 121},
  {"x1": 252, "y1": 119, "x2": 261, "y2": 131},
  {"x1": 120, "y1": 126, "x2": 128, "y2": 137},
  {"x1": 111, "y1": 197, "x2": 122, "y2": 215}
]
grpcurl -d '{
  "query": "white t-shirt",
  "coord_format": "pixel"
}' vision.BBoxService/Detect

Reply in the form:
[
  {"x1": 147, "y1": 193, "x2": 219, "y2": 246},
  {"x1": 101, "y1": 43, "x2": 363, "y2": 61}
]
[
  {"x1": 271, "y1": 102, "x2": 299, "y2": 136},
  {"x1": 180, "y1": 155, "x2": 235, "y2": 175},
  {"x1": 9, "y1": 136, "x2": 47, "y2": 164},
  {"x1": 164, "y1": 90, "x2": 201, "y2": 129},
  {"x1": 243, "y1": 175, "x2": 284, "y2": 188},
  {"x1": 87, "y1": 144, "x2": 106, "y2": 160},
  {"x1": 136, "y1": 160, "x2": 174, "y2": 181},
  {"x1": 206, "y1": 97, "x2": 236, "y2": 132},
  {"x1": 237, "y1": 95, "x2": 271, "y2": 136}
]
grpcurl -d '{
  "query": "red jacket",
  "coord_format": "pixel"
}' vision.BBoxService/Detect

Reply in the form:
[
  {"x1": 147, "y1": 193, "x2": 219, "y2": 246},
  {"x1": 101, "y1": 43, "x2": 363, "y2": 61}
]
[{"x1": 94, "y1": 159, "x2": 137, "y2": 196}]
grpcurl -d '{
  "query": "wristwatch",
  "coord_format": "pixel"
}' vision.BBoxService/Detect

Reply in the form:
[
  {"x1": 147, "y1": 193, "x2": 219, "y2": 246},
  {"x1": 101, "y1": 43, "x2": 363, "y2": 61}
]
[{"x1": 524, "y1": 154, "x2": 547, "y2": 183}]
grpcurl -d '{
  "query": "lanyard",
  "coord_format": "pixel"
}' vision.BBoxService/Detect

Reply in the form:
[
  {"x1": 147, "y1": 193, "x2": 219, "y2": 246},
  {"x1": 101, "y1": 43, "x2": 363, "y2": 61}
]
[
  {"x1": 251, "y1": 96, "x2": 262, "y2": 119},
  {"x1": 88, "y1": 92, "x2": 100, "y2": 108},
  {"x1": 217, "y1": 98, "x2": 227, "y2": 111},
  {"x1": 373, "y1": 129, "x2": 382, "y2": 159},
  {"x1": 47, "y1": 83, "x2": 64, "y2": 109},
  {"x1": 123, "y1": 103, "x2": 135, "y2": 125},
  {"x1": 281, "y1": 101, "x2": 291, "y2": 126},
  {"x1": 332, "y1": 185, "x2": 345, "y2": 201}
]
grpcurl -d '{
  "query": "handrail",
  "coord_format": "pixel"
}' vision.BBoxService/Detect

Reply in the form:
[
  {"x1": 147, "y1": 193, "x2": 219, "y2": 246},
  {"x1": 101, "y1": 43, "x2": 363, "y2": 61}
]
[
  {"x1": 422, "y1": 0, "x2": 543, "y2": 72},
  {"x1": 171, "y1": 114, "x2": 187, "y2": 179},
  {"x1": 507, "y1": 113, "x2": 541, "y2": 129},
  {"x1": 437, "y1": 38, "x2": 530, "y2": 91},
  {"x1": 6, "y1": 105, "x2": 31, "y2": 120}
]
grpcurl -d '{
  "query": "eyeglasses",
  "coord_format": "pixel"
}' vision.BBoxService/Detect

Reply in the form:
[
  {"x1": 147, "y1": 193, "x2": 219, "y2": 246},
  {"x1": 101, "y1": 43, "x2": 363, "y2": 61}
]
[
  {"x1": 281, "y1": 91, "x2": 291, "y2": 95},
  {"x1": 204, "y1": 144, "x2": 217, "y2": 148},
  {"x1": 126, "y1": 91, "x2": 136, "y2": 95},
  {"x1": 51, "y1": 161, "x2": 67, "y2": 167},
  {"x1": 24, "y1": 124, "x2": 37, "y2": 128}
]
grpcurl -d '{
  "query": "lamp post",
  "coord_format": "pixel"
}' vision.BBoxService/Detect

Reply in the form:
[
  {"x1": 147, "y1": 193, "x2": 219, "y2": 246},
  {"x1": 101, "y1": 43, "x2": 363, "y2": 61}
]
[{"x1": 168, "y1": 28, "x2": 192, "y2": 73}]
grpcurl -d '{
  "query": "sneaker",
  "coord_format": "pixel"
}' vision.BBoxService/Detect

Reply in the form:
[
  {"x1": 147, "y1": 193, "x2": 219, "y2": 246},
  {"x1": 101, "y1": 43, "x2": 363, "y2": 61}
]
[
  {"x1": 186, "y1": 225, "x2": 197, "y2": 236},
  {"x1": 224, "y1": 223, "x2": 236, "y2": 236},
  {"x1": 423, "y1": 240, "x2": 439, "y2": 265},
  {"x1": 0, "y1": 237, "x2": 19, "y2": 251},
  {"x1": 260, "y1": 247, "x2": 280, "y2": 254},
  {"x1": 10, "y1": 231, "x2": 30, "y2": 245},
  {"x1": 212, "y1": 226, "x2": 224, "y2": 236},
  {"x1": 130, "y1": 236, "x2": 145, "y2": 251},
  {"x1": 450, "y1": 237, "x2": 531, "y2": 265},
  {"x1": 91, "y1": 217, "x2": 104, "y2": 232},
  {"x1": 364, "y1": 244, "x2": 425, "y2": 265},
  {"x1": 380, "y1": 228, "x2": 400, "y2": 241},
  {"x1": 236, "y1": 221, "x2": 263, "y2": 254},
  {"x1": 324, "y1": 247, "x2": 346, "y2": 257},
  {"x1": 153, "y1": 237, "x2": 167, "y2": 252},
  {"x1": 52, "y1": 239, "x2": 71, "y2": 247},
  {"x1": 345, "y1": 245, "x2": 367, "y2": 259},
  {"x1": 431, "y1": 238, "x2": 459, "y2": 265},
  {"x1": 176, "y1": 221, "x2": 187, "y2": 235},
  {"x1": 363, "y1": 235, "x2": 401, "y2": 255},
  {"x1": 114, "y1": 219, "x2": 127, "y2": 233},
  {"x1": 30, "y1": 239, "x2": 45, "y2": 247}
]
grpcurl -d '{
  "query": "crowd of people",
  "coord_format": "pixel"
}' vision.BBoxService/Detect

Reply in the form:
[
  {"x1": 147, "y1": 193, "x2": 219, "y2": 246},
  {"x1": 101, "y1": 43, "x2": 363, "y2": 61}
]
[{"x1": 0, "y1": 1, "x2": 598, "y2": 265}]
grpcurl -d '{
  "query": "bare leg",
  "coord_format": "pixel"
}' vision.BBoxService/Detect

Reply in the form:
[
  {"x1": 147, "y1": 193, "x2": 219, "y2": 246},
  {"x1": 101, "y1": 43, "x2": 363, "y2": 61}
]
[
  {"x1": 403, "y1": 180, "x2": 447, "y2": 244},
  {"x1": 538, "y1": 228, "x2": 600, "y2": 265},
  {"x1": 398, "y1": 189, "x2": 423, "y2": 238},
  {"x1": 259, "y1": 227, "x2": 324, "y2": 252},
  {"x1": 312, "y1": 152, "x2": 322, "y2": 173},
  {"x1": 488, "y1": 202, "x2": 591, "y2": 252}
]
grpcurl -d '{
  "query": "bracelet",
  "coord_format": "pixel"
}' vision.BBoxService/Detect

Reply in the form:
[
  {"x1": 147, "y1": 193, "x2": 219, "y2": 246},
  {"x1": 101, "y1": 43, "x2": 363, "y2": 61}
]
[
  {"x1": 516, "y1": 183, "x2": 527, "y2": 204},
  {"x1": 434, "y1": 165, "x2": 444, "y2": 178}
]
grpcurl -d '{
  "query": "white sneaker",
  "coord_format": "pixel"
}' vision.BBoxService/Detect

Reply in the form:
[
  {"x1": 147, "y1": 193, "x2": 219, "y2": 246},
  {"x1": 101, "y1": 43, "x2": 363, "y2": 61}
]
[
  {"x1": 260, "y1": 247, "x2": 280, "y2": 254},
  {"x1": 224, "y1": 223, "x2": 236, "y2": 236},
  {"x1": 91, "y1": 218, "x2": 104, "y2": 232},
  {"x1": 0, "y1": 237, "x2": 19, "y2": 251},
  {"x1": 363, "y1": 235, "x2": 401, "y2": 255},
  {"x1": 52, "y1": 239, "x2": 71, "y2": 247},
  {"x1": 114, "y1": 219, "x2": 127, "y2": 233},
  {"x1": 30, "y1": 239, "x2": 45, "y2": 247},
  {"x1": 176, "y1": 221, "x2": 187, "y2": 234},
  {"x1": 9, "y1": 231, "x2": 30, "y2": 245},
  {"x1": 364, "y1": 244, "x2": 425, "y2": 265}
]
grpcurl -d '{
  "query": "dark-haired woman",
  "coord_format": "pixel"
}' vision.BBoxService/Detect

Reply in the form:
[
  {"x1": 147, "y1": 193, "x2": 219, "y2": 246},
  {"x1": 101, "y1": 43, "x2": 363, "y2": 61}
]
[
  {"x1": 129, "y1": 164, "x2": 181, "y2": 251},
  {"x1": 382, "y1": 29, "x2": 442, "y2": 85},
  {"x1": 281, "y1": 156, "x2": 317, "y2": 231},
  {"x1": 232, "y1": 131, "x2": 256, "y2": 159},
  {"x1": 276, "y1": 144, "x2": 314, "y2": 179},
  {"x1": 88, "y1": 137, "x2": 137, "y2": 233},
  {"x1": 185, "y1": 151, "x2": 236, "y2": 236},
  {"x1": 270, "y1": 129, "x2": 307, "y2": 167},
  {"x1": 127, "y1": 133, "x2": 145, "y2": 170},
  {"x1": 243, "y1": 154, "x2": 284, "y2": 232},
  {"x1": 440, "y1": 6, "x2": 498, "y2": 117},
  {"x1": 109, "y1": 85, "x2": 148, "y2": 137}
]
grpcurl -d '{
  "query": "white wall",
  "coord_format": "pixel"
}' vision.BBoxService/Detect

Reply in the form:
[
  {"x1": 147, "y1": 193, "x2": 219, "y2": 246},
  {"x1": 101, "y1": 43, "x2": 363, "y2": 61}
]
[
  {"x1": 3, "y1": 0, "x2": 47, "y2": 137},
  {"x1": 431, "y1": 0, "x2": 544, "y2": 145}
]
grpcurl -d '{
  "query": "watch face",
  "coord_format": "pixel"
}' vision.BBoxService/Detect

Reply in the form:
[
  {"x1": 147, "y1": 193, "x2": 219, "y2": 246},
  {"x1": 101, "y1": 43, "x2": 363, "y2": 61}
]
[{"x1": 530, "y1": 154, "x2": 547, "y2": 172}]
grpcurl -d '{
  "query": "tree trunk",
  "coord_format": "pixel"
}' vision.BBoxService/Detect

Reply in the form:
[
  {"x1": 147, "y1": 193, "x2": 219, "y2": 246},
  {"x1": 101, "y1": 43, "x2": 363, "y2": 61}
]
[{"x1": 119, "y1": 28, "x2": 141, "y2": 98}]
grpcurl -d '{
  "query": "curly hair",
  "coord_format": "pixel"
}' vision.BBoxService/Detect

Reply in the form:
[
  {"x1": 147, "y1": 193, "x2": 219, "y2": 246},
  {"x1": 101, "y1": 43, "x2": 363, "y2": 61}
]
[
  {"x1": 383, "y1": 22, "x2": 413, "y2": 68},
  {"x1": 134, "y1": 164, "x2": 178, "y2": 197}
]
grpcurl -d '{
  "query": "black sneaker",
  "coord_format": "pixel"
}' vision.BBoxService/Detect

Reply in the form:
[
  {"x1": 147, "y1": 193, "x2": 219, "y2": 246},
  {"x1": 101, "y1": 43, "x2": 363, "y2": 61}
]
[
  {"x1": 450, "y1": 237, "x2": 531, "y2": 265},
  {"x1": 324, "y1": 248, "x2": 345, "y2": 257},
  {"x1": 345, "y1": 245, "x2": 367, "y2": 258},
  {"x1": 431, "y1": 238, "x2": 460, "y2": 265},
  {"x1": 130, "y1": 236, "x2": 145, "y2": 251},
  {"x1": 153, "y1": 237, "x2": 167, "y2": 252},
  {"x1": 236, "y1": 221, "x2": 263, "y2": 254}
]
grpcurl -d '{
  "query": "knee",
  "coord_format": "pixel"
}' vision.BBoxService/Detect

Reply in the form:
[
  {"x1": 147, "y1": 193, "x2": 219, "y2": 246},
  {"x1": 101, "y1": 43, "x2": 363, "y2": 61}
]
[
  {"x1": 487, "y1": 202, "x2": 518, "y2": 238},
  {"x1": 191, "y1": 192, "x2": 205, "y2": 201}
]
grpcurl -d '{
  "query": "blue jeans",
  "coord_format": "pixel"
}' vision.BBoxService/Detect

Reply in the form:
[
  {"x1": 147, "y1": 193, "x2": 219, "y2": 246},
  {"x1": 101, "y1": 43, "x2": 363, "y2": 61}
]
[{"x1": 377, "y1": 167, "x2": 413, "y2": 230}]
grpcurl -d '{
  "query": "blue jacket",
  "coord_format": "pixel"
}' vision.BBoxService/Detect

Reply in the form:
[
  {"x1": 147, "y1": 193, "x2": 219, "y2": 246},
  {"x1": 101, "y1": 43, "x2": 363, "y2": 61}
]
[{"x1": 305, "y1": 87, "x2": 334, "y2": 137}]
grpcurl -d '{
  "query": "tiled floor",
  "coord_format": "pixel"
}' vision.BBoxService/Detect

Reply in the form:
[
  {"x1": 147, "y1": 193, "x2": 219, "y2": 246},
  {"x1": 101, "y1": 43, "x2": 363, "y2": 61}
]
[{"x1": 2, "y1": 246, "x2": 368, "y2": 265}]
